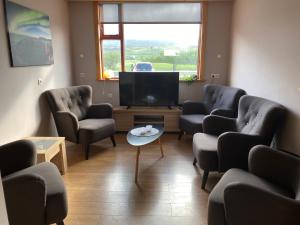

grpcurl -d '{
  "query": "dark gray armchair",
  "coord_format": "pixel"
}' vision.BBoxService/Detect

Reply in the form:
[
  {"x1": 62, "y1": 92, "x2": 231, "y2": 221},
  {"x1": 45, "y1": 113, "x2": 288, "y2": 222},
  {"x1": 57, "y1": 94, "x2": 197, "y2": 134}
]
[
  {"x1": 0, "y1": 140, "x2": 67, "y2": 225},
  {"x1": 193, "y1": 95, "x2": 286, "y2": 189},
  {"x1": 178, "y1": 84, "x2": 245, "y2": 139},
  {"x1": 45, "y1": 85, "x2": 116, "y2": 160},
  {"x1": 208, "y1": 145, "x2": 300, "y2": 225}
]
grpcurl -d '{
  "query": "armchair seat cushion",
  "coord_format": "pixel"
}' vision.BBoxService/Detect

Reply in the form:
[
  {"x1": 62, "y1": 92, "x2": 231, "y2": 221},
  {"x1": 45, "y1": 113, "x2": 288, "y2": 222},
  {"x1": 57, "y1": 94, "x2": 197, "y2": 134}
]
[
  {"x1": 79, "y1": 118, "x2": 116, "y2": 144},
  {"x1": 180, "y1": 114, "x2": 206, "y2": 134},
  {"x1": 193, "y1": 133, "x2": 218, "y2": 171},
  {"x1": 208, "y1": 168, "x2": 293, "y2": 225},
  {"x1": 5, "y1": 162, "x2": 67, "y2": 224}
]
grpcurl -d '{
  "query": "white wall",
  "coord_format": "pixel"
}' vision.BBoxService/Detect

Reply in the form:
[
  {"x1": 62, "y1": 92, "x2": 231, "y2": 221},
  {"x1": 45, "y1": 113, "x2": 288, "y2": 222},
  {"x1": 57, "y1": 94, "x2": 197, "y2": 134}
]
[
  {"x1": 68, "y1": 1, "x2": 233, "y2": 105},
  {"x1": 0, "y1": 0, "x2": 73, "y2": 144},
  {"x1": 229, "y1": 0, "x2": 300, "y2": 154}
]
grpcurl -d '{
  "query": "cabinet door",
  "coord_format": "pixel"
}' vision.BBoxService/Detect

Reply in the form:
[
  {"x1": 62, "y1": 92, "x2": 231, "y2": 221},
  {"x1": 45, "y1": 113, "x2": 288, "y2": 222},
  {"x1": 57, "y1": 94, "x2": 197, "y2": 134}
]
[
  {"x1": 164, "y1": 114, "x2": 180, "y2": 132},
  {"x1": 114, "y1": 113, "x2": 134, "y2": 131}
]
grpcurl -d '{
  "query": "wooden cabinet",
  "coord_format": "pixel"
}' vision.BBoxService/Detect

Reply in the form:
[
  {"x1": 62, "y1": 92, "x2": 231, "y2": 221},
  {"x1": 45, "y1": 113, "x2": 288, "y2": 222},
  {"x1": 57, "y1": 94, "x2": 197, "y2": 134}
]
[{"x1": 113, "y1": 107, "x2": 182, "y2": 132}]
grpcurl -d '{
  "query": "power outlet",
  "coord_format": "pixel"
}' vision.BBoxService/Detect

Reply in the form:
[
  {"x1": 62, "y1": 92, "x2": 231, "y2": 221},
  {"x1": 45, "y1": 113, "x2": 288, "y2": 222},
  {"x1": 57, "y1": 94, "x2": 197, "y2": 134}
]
[
  {"x1": 211, "y1": 73, "x2": 220, "y2": 79},
  {"x1": 38, "y1": 78, "x2": 43, "y2": 86},
  {"x1": 79, "y1": 73, "x2": 86, "y2": 78},
  {"x1": 107, "y1": 93, "x2": 113, "y2": 98}
]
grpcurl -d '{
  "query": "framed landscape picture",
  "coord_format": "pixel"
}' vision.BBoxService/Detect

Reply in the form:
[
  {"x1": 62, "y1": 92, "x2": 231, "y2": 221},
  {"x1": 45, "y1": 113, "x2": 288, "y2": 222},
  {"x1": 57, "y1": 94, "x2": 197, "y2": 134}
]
[{"x1": 4, "y1": 0, "x2": 54, "y2": 67}]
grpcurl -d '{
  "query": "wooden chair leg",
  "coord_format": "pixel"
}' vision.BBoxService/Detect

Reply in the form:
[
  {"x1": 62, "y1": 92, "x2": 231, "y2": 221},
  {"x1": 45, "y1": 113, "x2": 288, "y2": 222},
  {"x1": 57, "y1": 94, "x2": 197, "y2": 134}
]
[
  {"x1": 85, "y1": 144, "x2": 90, "y2": 160},
  {"x1": 57, "y1": 221, "x2": 65, "y2": 225},
  {"x1": 110, "y1": 135, "x2": 116, "y2": 147},
  {"x1": 201, "y1": 170, "x2": 209, "y2": 190},
  {"x1": 193, "y1": 158, "x2": 197, "y2": 166},
  {"x1": 178, "y1": 131, "x2": 184, "y2": 140}
]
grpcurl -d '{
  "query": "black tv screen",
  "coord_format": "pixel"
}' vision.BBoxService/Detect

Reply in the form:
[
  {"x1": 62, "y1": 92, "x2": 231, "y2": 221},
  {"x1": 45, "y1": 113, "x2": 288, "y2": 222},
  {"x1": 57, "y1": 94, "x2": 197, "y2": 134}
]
[{"x1": 119, "y1": 72, "x2": 179, "y2": 107}]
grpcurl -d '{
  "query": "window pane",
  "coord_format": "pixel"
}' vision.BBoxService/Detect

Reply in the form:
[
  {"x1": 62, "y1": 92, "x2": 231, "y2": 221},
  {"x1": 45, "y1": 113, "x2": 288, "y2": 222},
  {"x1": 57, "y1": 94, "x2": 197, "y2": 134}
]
[
  {"x1": 102, "y1": 4, "x2": 119, "y2": 23},
  {"x1": 124, "y1": 24, "x2": 200, "y2": 80},
  {"x1": 102, "y1": 40, "x2": 121, "y2": 79},
  {"x1": 103, "y1": 24, "x2": 119, "y2": 35},
  {"x1": 123, "y1": 3, "x2": 201, "y2": 24}
]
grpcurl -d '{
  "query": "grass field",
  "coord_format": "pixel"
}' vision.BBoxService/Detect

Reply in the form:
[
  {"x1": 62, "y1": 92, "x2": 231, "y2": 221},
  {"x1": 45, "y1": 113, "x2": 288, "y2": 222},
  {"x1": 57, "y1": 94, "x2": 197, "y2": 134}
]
[
  {"x1": 104, "y1": 42, "x2": 198, "y2": 79},
  {"x1": 125, "y1": 61, "x2": 197, "y2": 72}
]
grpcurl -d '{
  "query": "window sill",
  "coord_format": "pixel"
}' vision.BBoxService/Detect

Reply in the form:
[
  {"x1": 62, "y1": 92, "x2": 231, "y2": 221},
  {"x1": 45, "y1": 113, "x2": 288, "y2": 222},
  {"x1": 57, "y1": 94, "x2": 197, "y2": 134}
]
[
  {"x1": 96, "y1": 78, "x2": 206, "y2": 83},
  {"x1": 180, "y1": 79, "x2": 206, "y2": 83},
  {"x1": 97, "y1": 73, "x2": 205, "y2": 82}
]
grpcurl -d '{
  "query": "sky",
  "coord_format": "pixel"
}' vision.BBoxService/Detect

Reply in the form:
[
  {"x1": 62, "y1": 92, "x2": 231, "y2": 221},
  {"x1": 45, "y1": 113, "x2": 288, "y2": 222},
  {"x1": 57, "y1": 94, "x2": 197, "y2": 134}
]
[{"x1": 104, "y1": 24, "x2": 200, "y2": 47}]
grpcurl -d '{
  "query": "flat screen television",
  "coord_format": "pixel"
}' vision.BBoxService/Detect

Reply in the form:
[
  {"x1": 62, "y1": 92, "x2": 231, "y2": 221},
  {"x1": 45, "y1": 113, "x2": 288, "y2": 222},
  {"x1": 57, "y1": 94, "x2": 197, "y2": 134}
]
[{"x1": 119, "y1": 72, "x2": 179, "y2": 107}]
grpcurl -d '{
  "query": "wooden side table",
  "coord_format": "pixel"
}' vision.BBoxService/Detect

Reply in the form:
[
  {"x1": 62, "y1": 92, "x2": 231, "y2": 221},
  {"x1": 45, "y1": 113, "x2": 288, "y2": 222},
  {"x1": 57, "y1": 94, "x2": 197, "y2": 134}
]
[
  {"x1": 0, "y1": 175, "x2": 9, "y2": 225},
  {"x1": 24, "y1": 137, "x2": 68, "y2": 175}
]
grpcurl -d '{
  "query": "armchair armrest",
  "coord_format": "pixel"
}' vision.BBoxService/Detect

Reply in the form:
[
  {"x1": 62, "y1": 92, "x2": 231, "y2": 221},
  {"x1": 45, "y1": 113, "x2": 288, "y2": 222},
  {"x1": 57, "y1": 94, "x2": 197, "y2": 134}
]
[
  {"x1": 210, "y1": 108, "x2": 235, "y2": 118},
  {"x1": 55, "y1": 111, "x2": 79, "y2": 143},
  {"x1": 224, "y1": 182, "x2": 300, "y2": 225},
  {"x1": 3, "y1": 174, "x2": 46, "y2": 225},
  {"x1": 182, "y1": 101, "x2": 207, "y2": 115},
  {"x1": 0, "y1": 140, "x2": 36, "y2": 177},
  {"x1": 218, "y1": 132, "x2": 267, "y2": 172},
  {"x1": 87, "y1": 103, "x2": 113, "y2": 119},
  {"x1": 249, "y1": 145, "x2": 300, "y2": 191},
  {"x1": 203, "y1": 115, "x2": 237, "y2": 136}
]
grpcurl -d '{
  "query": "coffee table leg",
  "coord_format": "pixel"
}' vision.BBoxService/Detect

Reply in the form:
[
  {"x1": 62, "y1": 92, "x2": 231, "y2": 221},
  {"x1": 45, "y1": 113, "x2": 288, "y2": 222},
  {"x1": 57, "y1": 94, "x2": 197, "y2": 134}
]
[
  {"x1": 135, "y1": 147, "x2": 141, "y2": 183},
  {"x1": 159, "y1": 138, "x2": 164, "y2": 158}
]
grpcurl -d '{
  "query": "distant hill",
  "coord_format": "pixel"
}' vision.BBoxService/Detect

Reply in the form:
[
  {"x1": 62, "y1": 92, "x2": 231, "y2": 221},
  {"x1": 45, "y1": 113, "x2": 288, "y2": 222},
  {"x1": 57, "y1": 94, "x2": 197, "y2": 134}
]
[
  {"x1": 125, "y1": 40, "x2": 175, "y2": 48},
  {"x1": 103, "y1": 39, "x2": 176, "y2": 49}
]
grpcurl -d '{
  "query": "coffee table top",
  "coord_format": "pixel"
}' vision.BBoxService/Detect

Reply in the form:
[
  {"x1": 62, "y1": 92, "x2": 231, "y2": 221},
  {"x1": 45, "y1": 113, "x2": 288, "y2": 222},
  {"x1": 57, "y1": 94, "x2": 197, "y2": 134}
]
[{"x1": 127, "y1": 126, "x2": 164, "y2": 147}]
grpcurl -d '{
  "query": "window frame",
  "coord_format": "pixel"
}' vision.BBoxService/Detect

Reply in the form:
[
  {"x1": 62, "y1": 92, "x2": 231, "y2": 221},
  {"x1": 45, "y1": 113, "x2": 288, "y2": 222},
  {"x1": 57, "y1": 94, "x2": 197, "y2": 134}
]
[{"x1": 94, "y1": 2, "x2": 208, "y2": 81}]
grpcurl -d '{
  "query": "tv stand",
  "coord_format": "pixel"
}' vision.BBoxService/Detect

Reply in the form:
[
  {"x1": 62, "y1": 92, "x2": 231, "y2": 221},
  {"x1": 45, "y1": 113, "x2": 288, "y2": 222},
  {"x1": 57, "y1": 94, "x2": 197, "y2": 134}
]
[{"x1": 113, "y1": 107, "x2": 182, "y2": 132}]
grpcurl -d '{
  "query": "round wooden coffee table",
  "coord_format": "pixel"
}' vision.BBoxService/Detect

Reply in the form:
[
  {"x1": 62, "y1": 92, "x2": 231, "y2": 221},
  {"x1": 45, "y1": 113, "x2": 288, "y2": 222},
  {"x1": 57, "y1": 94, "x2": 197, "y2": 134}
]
[{"x1": 127, "y1": 126, "x2": 164, "y2": 183}]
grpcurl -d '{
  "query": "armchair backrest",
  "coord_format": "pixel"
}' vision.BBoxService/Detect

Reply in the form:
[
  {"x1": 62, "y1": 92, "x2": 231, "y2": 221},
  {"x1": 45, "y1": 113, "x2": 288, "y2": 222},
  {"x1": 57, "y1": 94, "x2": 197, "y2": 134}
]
[
  {"x1": 45, "y1": 85, "x2": 92, "y2": 121},
  {"x1": 236, "y1": 96, "x2": 286, "y2": 143},
  {"x1": 203, "y1": 84, "x2": 245, "y2": 116},
  {"x1": 249, "y1": 145, "x2": 300, "y2": 201}
]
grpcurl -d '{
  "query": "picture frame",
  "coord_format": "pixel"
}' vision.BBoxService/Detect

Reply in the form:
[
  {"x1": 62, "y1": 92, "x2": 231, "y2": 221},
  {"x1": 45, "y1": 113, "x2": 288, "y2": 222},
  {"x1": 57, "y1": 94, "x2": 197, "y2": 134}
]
[{"x1": 3, "y1": 0, "x2": 54, "y2": 67}]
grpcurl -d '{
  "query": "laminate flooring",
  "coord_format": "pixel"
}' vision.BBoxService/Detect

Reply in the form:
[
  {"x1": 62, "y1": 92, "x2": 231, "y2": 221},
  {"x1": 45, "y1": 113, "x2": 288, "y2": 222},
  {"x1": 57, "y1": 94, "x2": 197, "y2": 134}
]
[{"x1": 62, "y1": 134, "x2": 221, "y2": 225}]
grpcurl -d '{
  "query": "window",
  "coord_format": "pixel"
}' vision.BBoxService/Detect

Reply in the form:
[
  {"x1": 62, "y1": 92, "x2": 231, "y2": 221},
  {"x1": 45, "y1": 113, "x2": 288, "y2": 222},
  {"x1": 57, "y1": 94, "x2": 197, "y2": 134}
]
[
  {"x1": 95, "y1": 2, "x2": 207, "y2": 81},
  {"x1": 102, "y1": 40, "x2": 122, "y2": 74}
]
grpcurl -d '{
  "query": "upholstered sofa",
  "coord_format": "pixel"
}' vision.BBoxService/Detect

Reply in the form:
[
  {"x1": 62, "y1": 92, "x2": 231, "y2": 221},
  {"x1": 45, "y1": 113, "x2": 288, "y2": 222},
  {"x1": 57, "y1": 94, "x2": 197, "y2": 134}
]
[
  {"x1": 45, "y1": 85, "x2": 116, "y2": 160},
  {"x1": 179, "y1": 84, "x2": 245, "y2": 139},
  {"x1": 193, "y1": 95, "x2": 286, "y2": 189},
  {"x1": 208, "y1": 145, "x2": 300, "y2": 225},
  {"x1": 0, "y1": 140, "x2": 67, "y2": 225}
]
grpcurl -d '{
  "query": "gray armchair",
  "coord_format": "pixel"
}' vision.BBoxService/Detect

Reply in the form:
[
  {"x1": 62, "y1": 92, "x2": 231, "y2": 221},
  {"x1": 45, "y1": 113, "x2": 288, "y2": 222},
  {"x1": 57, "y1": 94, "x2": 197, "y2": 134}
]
[
  {"x1": 45, "y1": 85, "x2": 116, "y2": 160},
  {"x1": 208, "y1": 145, "x2": 300, "y2": 225},
  {"x1": 0, "y1": 140, "x2": 67, "y2": 225},
  {"x1": 193, "y1": 95, "x2": 286, "y2": 189},
  {"x1": 178, "y1": 84, "x2": 245, "y2": 139}
]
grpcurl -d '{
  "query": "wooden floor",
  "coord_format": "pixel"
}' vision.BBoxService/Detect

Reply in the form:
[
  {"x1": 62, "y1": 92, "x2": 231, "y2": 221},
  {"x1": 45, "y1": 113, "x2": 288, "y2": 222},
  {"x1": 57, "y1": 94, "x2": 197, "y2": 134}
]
[{"x1": 62, "y1": 134, "x2": 221, "y2": 225}]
